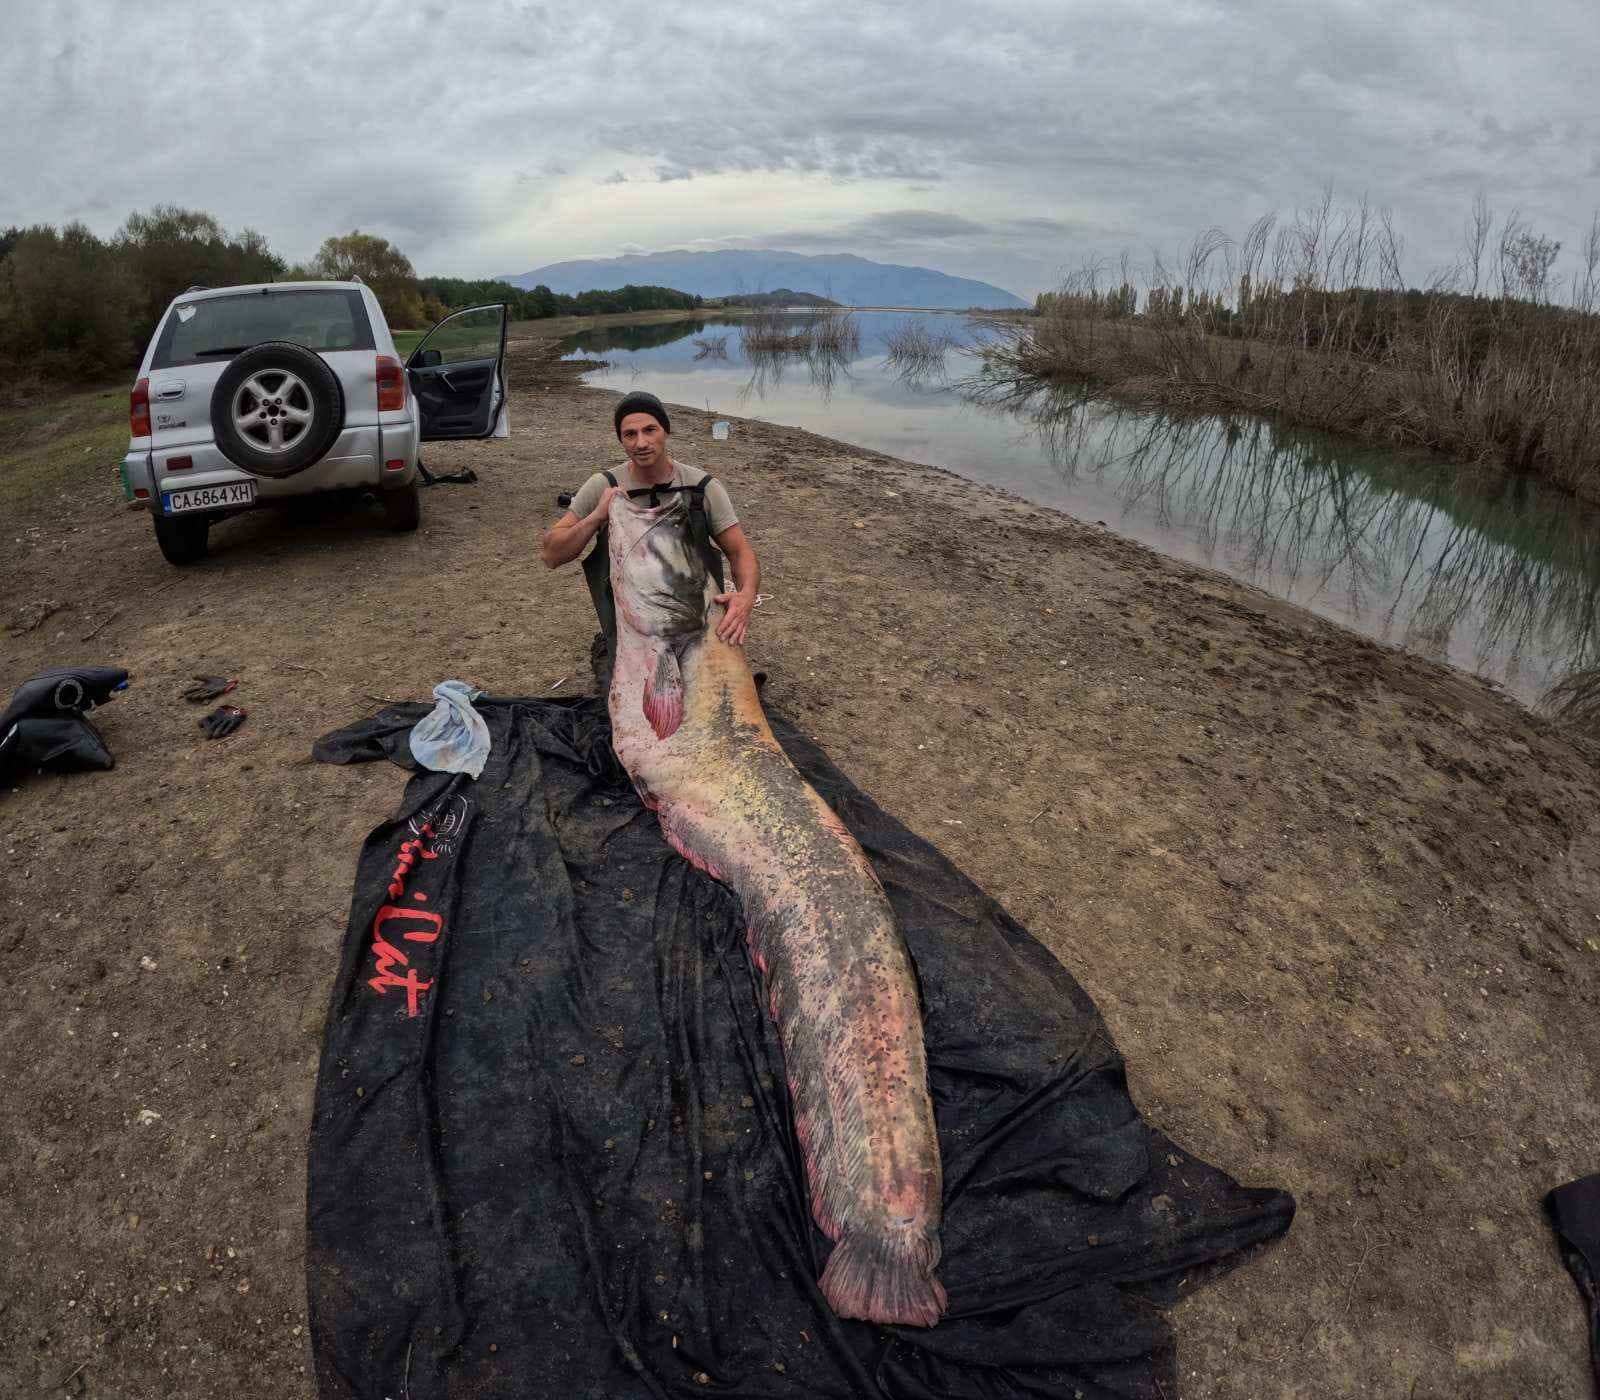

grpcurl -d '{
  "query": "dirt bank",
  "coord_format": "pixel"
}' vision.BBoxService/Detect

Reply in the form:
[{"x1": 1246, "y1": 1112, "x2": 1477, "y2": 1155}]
[{"x1": 2, "y1": 338, "x2": 1597, "y2": 1398}]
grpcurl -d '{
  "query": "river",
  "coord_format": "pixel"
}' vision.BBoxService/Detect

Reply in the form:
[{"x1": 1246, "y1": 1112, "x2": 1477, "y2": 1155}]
[{"x1": 564, "y1": 312, "x2": 1600, "y2": 709}]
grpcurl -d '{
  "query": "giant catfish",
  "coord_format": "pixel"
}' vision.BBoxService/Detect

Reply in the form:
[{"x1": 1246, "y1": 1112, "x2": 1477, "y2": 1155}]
[{"x1": 604, "y1": 489, "x2": 947, "y2": 1328}]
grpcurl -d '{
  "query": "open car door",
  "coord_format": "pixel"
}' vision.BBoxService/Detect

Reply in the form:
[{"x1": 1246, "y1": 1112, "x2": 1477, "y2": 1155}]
[{"x1": 406, "y1": 302, "x2": 509, "y2": 440}]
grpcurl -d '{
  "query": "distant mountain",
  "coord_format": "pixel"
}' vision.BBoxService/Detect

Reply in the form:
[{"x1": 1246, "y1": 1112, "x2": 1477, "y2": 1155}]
[{"x1": 496, "y1": 250, "x2": 1027, "y2": 310}]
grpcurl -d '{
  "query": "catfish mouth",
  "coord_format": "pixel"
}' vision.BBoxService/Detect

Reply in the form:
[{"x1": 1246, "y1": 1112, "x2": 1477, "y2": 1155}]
[{"x1": 615, "y1": 497, "x2": 708, "y2": 638}]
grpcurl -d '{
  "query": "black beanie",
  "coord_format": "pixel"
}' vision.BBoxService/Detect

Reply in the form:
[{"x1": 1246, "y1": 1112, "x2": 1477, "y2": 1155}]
[{"x1": 613, "y1": 391, "x2": 671, "y2": 438}]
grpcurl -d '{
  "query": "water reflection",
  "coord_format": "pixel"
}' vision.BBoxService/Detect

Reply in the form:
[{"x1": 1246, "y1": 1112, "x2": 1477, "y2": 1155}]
[
  {"x1": 563, "y1": 314, "x2": 1600, "y2": 707},
  {"x1": 739, "y1": 342, "x2": 857, "y2": 404},
  {"x1": 999, "y1": 383, "x2": 1600, "y2": 700},
  {"x1": 691, "y1": 333, "x2": 731, "y2": 361},
  {"x1": 564, "y1": 320, "x2": 712, "y2": 354}
]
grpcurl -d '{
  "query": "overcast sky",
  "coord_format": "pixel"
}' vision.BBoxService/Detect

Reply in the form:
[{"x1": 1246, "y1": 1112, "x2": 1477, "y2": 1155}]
[{"x1": 5, "y1": 0, "x2": 1598, "y2": 300}]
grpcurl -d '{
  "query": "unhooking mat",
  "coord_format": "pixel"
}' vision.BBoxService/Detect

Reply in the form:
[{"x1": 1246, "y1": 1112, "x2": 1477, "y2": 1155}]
[{"x1": 307, "y1": 694, "x2": 1294, "y2": 1400}]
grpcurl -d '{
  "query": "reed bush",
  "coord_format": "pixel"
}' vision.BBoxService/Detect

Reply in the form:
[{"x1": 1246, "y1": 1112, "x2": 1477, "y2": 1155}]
[
  {"x1": 880, "y1": 319, "x2": 957, "y2": 381},
  {"x1": 741, "y1": 307, "x2": 814, "y2": 354},
  {"x1": 810, "y1": 309, "x2": 861, "y2": 357},
  {"x1": 983, "y1": 196, "x2": 1600, "y2": 502},
  {"x1": 741, "y1": 308, "x2": 861, "y2": 359}
]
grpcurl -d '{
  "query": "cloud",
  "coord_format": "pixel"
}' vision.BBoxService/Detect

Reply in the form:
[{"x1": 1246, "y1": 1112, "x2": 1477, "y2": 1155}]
[
  {"x1": 724, "y1": 210, "x2": 990, "y2": 255},
  {"x1": 1005, "y1": 217, "x2": 1076, "y2": 235},
  {"x1": 1475, "y1": 114, "x2": 1557, "y2": 157},
  {"x1": 853, "y1": 210, "x2": 989, "y2": 241},
  {"x1": 5, "y1": 0, "x2": 1600, "y2": 294}
]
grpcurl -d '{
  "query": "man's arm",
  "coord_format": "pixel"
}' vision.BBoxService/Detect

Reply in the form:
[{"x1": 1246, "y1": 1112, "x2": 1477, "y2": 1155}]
[
  {"x1": 711, "y1": 523, "x2": 760, "y2": 646},
  {"x1": 540, "y1": 484, "x2": 620, "y2": 569}
]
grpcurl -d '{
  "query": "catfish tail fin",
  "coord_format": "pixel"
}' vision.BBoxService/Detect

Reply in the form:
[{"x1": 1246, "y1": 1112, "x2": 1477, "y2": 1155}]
[{"x1": 819, "y1": 1227, "x2": 947, "y2": 1328}]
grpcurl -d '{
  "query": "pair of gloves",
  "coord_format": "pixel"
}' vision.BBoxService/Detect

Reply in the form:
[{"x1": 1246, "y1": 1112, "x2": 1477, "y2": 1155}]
[{"x1": 183, "y1": 675, "x2": 247, "y2": 739}]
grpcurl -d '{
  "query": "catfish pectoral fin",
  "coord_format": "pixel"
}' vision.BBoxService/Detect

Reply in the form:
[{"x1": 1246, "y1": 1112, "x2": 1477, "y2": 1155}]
[{"x1": 642, "y1": 644, "x2": 685, "y2": 739}]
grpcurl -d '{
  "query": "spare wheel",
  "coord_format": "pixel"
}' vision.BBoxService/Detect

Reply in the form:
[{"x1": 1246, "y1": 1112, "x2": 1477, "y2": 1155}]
[{"x1": 210, "y1": 341, "x2": 345, "y2": 477}]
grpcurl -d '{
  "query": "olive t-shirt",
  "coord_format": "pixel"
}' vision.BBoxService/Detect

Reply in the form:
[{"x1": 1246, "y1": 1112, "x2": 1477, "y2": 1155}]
[{"x1": 567, "y1": 461, "x2": 738, "y2": 537}]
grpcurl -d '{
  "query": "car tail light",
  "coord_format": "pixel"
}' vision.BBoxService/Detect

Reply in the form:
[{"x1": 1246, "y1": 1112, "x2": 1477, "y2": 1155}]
[
  {"x1": 376, "y1": 355, "x2": 405, "y2": 411},
  {"x1": 167, "y1": 455, "x2": 193, "y2": 472},
  {"x1": 133, "y1": 488, "x2": 151, "y2": 500},
  {"x1": 384, "y1": 458, "x2": 405, "y2": 471},
  {"x1": 131, "y1": 378, "x2": 151, "y2": 438}
]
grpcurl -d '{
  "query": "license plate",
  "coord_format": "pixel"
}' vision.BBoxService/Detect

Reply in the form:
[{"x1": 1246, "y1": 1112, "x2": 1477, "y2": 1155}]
[{"x1": 162, "y1": 481, "x2": 256, "y2": 514}]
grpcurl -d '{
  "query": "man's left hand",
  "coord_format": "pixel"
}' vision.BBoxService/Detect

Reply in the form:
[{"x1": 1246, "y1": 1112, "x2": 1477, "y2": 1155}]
[{"x1": 713, "y1": 589, "x2": 755, "y2": 646}]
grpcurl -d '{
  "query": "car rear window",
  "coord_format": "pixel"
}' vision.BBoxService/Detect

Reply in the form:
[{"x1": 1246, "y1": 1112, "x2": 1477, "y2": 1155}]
[{"x1": 151, "y1": 289, "x2": 374, "y2": 369}]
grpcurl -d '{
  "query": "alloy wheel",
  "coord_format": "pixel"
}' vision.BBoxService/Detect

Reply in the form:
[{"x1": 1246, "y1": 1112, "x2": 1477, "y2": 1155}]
[{"x1": 232, "y1": 370, "x2": 314, "y2": 454}]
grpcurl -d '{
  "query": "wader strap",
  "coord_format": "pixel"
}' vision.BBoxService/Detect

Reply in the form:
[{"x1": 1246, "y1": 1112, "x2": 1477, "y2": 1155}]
[
  {"x1": 581, "y1": 470, "x2": 619, "y2": 647},
  {"x1": 686, "y1": 476, "x2": 727, "y2": 593}
]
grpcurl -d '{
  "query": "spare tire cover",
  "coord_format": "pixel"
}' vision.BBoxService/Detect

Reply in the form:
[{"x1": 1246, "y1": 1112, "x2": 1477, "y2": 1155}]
[{"x1": 210, "y1": 341, "x2": 346, "y2": 478}]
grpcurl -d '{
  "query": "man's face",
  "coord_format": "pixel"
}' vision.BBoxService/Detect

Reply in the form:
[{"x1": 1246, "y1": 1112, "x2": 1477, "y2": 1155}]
[{"x1": 619, "y1": 412, "x2": 667, "y2": 472}]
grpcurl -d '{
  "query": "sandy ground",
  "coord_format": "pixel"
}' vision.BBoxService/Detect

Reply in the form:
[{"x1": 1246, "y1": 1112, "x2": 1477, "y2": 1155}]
[{"x1": 2, "y1": 338, "x2": 1598, "y2": 1399}]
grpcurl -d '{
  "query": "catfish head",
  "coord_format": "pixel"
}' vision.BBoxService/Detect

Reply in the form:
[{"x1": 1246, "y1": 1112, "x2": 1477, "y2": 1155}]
[{"x1": 608, "y1": 491, "x2": 713, "y2": 740}]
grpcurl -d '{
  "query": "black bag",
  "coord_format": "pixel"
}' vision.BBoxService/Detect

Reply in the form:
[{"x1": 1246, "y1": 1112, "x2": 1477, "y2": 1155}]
[
  {"x1": 308, "y1": 695, "x2": 1294, "y2": 1399},
  {"x1": 0, "y1": 665, "x2": 128, "y2": 785}
]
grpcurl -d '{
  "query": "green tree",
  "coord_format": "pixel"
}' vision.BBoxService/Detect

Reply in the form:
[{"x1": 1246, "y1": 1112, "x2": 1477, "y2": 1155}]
[
  {"x1": 524, "y1": 283, "x2": 561, "y2": 318},
  {"x1": 116, "y1": 205, "x2": 285, "y2": 342},
  {"x1": 312, "y1": 230, "x2": 424, "y2": 327},
  {"x1": 0, "y1": 223, "x2": 143, "y2": 379}
]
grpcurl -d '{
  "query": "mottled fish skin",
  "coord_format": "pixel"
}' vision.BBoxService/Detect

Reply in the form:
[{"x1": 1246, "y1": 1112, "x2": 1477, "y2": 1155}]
[{"x1": 605, "y1": 494, "x2": 947, "y2": 1328}]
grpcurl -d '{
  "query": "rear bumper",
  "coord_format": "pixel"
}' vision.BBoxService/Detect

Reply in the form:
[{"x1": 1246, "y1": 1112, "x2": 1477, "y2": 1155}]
[
  {"x1": 122, "y1": 450, "x2": 154, "y2": 503},
  {"x1": 125, "y1": 424, "x2": 417, "y2": 512}
]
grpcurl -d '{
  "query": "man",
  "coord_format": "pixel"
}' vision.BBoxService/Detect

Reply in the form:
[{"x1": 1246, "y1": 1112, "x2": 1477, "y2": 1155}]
[{"x1": 541, "y1": 391, "x2": 761, "y2": 662}]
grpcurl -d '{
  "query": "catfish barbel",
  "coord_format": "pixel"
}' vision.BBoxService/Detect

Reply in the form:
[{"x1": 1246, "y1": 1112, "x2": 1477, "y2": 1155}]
[{"x1": 604, "y1": 489, "x2": 947, "y2": 1328}]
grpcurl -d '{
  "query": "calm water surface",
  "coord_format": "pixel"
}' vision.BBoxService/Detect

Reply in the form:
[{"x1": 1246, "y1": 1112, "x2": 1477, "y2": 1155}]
[{"x1": 566, "y1": 313, "x2": 1600, "y2": 708}]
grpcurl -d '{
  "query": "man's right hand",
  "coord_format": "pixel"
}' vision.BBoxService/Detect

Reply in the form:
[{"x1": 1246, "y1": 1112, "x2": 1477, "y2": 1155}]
[{"x1": 541, "y1": 483, "x2": 624, "y2": 569}]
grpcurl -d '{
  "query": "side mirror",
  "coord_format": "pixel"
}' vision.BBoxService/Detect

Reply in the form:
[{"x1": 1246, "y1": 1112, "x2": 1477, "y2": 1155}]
[{"x1": 413, "y1": 347, "x2": 442, "y2": 368}]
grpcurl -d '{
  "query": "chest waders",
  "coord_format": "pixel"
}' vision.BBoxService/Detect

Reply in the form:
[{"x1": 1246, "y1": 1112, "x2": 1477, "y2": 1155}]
[{"x1": 582, "y1": 470, "x2": 726, "y2": 691}]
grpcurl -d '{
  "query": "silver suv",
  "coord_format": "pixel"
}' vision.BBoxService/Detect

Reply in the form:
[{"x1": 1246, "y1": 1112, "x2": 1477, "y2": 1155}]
[{"x1": 121, "y1": 281, "x2": 509, "y2": 564}]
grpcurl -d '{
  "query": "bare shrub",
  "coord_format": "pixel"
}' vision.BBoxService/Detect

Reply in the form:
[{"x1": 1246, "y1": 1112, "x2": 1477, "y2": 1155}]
[
  {"x1": 1544, "y1": 666, "x2": 1600, "y2": 737},
  {"x1": 880, "y1": 319, "x2": 957, "y2": 381},
  {"x1": 981, "y1": 194, "x2": 1600, "y2": 502},
  {"x1": 741, "y1": 307, "x2": 813, "y2": 354},
  {"x1": 809, "y1": 310, "x2": 861, "y2": 357},
  {"x1": 742, "y1": 308, "x2": 860, "y2": 360}
]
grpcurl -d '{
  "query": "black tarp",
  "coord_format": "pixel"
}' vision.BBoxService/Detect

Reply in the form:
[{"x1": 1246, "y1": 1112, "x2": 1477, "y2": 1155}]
[
  {"x1": 1545, "y1": 1174, "x2": 1600, "y2": 1392},
  {"x1": 307, "y1": 695, "x2": 1293, "y2": 1399}
]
